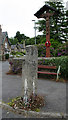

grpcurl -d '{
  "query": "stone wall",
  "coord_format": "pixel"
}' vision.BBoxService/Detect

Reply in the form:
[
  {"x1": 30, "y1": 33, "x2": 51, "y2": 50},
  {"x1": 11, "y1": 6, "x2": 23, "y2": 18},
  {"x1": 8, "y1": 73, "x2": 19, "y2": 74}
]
[
  {"x1": 9, "y1": 57, "x2": 25, "y2": 73},
  {"x1": 9, "y1": 45, "x2": 38, "y2": 103}
]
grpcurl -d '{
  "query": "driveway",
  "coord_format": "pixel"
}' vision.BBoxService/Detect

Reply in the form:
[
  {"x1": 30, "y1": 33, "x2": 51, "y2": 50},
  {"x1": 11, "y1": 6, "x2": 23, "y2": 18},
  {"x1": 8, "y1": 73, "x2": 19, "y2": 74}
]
[{"x1": 1, "y1": 61, "x2": 67, "y2": 118}]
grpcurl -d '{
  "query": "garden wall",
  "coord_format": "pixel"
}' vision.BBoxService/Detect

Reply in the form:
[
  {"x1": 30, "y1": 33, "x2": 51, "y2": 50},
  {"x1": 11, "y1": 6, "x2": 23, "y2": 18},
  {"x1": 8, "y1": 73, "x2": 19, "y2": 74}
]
[
  {"x1": 9, "y1": 57, "x2": 25, "y2": 74},
  {"x1": 9, "y1": 56, "x2": 68, "y2": 79}
]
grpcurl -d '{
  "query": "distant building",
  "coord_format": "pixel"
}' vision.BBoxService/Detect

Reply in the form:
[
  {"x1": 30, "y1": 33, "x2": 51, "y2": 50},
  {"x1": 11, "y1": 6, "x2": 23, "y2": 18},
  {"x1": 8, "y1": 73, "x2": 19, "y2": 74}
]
[
  {"x1": 16, "y1": 42, "x2": 25, "y2": 52},
  {"x1": 11, "y1": 45, "x2": 18, "y2": 52},
  {"x1": 11, "y1": 42, "x2": 25, "y2": 53},
  {"x1": 0, "y1": 25, "x2": 11, "y2": 60}
]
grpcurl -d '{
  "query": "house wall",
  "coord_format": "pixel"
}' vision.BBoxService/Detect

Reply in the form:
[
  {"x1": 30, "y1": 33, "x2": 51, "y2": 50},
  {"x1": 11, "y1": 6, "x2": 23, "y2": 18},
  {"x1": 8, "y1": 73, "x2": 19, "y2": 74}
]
[
  {"x1": 0, "y1": 26, "x2": 2, "y2": 54},
  {"x1": 0, "y1": 30, "x2": 11, "y2": 60},
  {"x1": 0, "y1": 26, "x2": 3, "y2": 60},
  {"x1": 3, "y1": 38, "x2": 11, "y2": 51}
]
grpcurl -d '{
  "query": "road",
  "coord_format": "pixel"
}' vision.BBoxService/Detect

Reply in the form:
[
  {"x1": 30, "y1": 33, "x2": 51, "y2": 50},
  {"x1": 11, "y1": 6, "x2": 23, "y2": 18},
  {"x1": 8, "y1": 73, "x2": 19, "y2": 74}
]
[{"x1": 0, "y1": 61, "x2": 66, "y2": 118}]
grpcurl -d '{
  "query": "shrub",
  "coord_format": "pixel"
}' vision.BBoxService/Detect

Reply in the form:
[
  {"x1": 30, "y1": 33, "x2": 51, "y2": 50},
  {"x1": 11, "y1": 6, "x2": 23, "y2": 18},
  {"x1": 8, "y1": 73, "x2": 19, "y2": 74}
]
[
  {"x1": 38, "y1": 56, "x2": 68, "y2": 79},
  {"x1": 11, "y1": 51, "x2": 16, "y2": 55},
  {"x1": 11, "y1": 51, "x2": 26, "y2": 57},
  {"x1": 37, "y1": 43, "x2": 66, "y2": 57},
  {"x1": 37, "y1": 44, "x2": 46, "y2": 57},
  {"x1": 50, "y1": 38, "x2": 60, "y2": 49},
  {"x1": 55, "y1": 43, "x2": 66, "y2": 57}
]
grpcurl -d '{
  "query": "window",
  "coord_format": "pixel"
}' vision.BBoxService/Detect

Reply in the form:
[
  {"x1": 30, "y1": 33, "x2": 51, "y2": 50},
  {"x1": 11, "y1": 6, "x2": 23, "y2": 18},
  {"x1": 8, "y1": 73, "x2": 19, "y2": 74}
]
[{"x1": 5, "y1": 42, "x2": 7, "y2": 48}]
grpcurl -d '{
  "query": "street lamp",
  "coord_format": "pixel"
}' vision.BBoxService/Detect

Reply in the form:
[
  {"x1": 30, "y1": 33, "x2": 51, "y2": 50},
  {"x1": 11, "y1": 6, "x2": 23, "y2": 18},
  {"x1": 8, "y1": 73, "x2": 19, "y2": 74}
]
[{"x1": 32, "y1": 20, "x2": 37, "y2": 45}]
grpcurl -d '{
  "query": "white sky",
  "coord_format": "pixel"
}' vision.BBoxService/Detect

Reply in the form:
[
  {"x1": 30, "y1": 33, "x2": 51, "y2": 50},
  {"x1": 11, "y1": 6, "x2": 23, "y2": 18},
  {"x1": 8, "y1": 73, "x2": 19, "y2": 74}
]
[{"x1": 0, "y1": 0, "x2": 67, "y2": 38}]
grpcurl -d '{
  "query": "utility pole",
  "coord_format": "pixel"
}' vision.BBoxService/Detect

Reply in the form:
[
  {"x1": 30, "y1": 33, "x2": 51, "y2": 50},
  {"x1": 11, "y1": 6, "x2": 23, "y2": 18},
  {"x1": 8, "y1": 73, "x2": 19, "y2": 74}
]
[{"x1": 32, "y1": 20, "x2": 37, "y2": 45}]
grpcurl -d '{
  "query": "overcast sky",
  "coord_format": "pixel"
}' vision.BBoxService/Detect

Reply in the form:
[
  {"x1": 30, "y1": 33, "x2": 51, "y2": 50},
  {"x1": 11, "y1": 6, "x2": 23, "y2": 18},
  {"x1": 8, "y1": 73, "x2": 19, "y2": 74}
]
[{"x1": 0, "y1": 0, "x2": 67, "y2": 38}]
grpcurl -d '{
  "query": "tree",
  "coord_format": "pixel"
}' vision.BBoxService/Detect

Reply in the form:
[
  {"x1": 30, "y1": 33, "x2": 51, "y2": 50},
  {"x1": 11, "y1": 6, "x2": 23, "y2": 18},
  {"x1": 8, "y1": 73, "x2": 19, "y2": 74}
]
[
  {"x1": 25, "y1": 38, "x2": 35, "y2": 45},
  {"x1": 49, "y1": 1, "x2": 67, "y2": 42},
  {"x1": 14, "y1": 31, "x2": 23, "y2": 43},
  {"x1": 65, "y1": 10, "x2": 68, "y2": 41},
  {"x1": 36, "y1": 1, "x2": 67, "y2": 43},
  {"x1": 14, "y1": 31, "x2": 30, "y2": 43},
  {"x1": 9, "y1": 38, "x2": 18, "y2": 45},
  {"x1": 36, "y1": 35, "x2": 46, "y2": 44}
]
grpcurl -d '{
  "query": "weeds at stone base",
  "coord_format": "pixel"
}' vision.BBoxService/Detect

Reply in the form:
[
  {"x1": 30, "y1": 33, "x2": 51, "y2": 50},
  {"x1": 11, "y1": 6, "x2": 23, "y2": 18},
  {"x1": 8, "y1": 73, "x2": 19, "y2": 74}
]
[{"x1": 7, "y1": 94, "x2": 45, "y2": 112}]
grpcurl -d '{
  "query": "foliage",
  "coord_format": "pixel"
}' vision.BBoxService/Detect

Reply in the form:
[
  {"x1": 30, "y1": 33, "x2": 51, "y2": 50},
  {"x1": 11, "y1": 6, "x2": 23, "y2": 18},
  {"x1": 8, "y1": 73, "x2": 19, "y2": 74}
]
[
  {"x1": 36, "y1": 35, "x2": 46, "y2": 44},
  {"x1": 66, "y1": 41, "x2": 68, "y2": 56},
  {"x1": 49, "y1": 1, "x2": 67, "y2": 42},
  {"x1": 50, "y1": 38, "x2": 61, "y2": 49},
  {"x1": 9, "y1": 38, "x2": 18, "y2": 45},
  {"x1": 14, "y1": 31, "x2": 29, "y2": 43},
  {"x1": 25, "y1": 38, "x2": 35, "y2": 45},
  {"x1": 9, "y1": 1, "x2": 68, "y2": 47},
  {"x1": 38, "y1": 56, "x2": 68, "y2": 79},
  {"x1": 36, "y1": 1, "x2": 67, "y2": 43},
  {"x1": 37, "y1": 43, "x2": 66, "y2": 57},
  {"x1": 11, "y1": 51, "x2": 26, "y2": 56},
  {"x1": 25, "y1": 35, "x2": 46, "y2": 45},
  {"x1": 55, "y1": 44, "x2": 66, "y2": 57},
  {"x1": 7, "y1": 94, "x2": 45, "y2": 111},
  {"x1": 37, "y1": 44, "x2": 46, "y2": 57},
  {"x1": 9, "y1": 31, "x2": 30, "y2": 45}
]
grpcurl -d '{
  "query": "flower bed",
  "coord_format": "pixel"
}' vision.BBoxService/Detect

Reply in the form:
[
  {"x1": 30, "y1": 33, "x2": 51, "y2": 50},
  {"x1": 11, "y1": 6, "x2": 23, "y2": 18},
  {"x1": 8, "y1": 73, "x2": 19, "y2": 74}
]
[
  {"x1": 7, "y1": 94, "x2": 45, "y2": 111},
  {"x1": 37, "y1": 43, "x2": 67, "y2": 57}
]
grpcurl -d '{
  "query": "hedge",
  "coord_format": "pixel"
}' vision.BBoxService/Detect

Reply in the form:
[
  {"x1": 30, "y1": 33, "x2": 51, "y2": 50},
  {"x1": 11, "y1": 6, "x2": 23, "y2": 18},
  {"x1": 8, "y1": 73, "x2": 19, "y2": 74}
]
[
  {"x1": 38, "y1": 56, "x2": 68, "y2": 79},
  {"x1": 37, "y1": 43, "x2": 67, "y2": 57}
]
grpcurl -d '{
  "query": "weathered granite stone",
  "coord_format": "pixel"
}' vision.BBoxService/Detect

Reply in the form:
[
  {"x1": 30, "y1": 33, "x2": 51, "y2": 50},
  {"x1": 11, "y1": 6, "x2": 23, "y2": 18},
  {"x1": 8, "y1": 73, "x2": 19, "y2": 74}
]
[
  {"x1": 9, "y1": 57, "x2": 25, "y2": 73},
  {"x1": 22, "y1": 45, "x2": 38, "y2": 103}
]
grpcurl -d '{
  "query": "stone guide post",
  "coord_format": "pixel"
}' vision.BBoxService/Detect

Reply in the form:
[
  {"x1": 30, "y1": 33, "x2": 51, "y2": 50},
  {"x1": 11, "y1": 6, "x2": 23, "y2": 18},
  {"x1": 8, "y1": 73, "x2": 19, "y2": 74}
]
[{"x1": 22, "y1": 45, "x2": 38, "y2": 104}]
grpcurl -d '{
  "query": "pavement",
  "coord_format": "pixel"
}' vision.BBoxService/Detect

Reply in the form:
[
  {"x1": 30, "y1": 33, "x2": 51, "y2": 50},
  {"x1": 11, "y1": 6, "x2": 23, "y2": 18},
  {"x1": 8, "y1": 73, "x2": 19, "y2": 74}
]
[{"x1": 0, "y1": 61, "x2": 67, "y2": 119}]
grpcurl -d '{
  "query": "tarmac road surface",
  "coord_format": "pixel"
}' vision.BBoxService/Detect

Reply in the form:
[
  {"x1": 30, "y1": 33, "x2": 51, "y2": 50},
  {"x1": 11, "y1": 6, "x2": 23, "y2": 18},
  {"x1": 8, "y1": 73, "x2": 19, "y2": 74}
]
[{"x1": 0, "y1": 61, "x2": 67, "y2": 118}]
